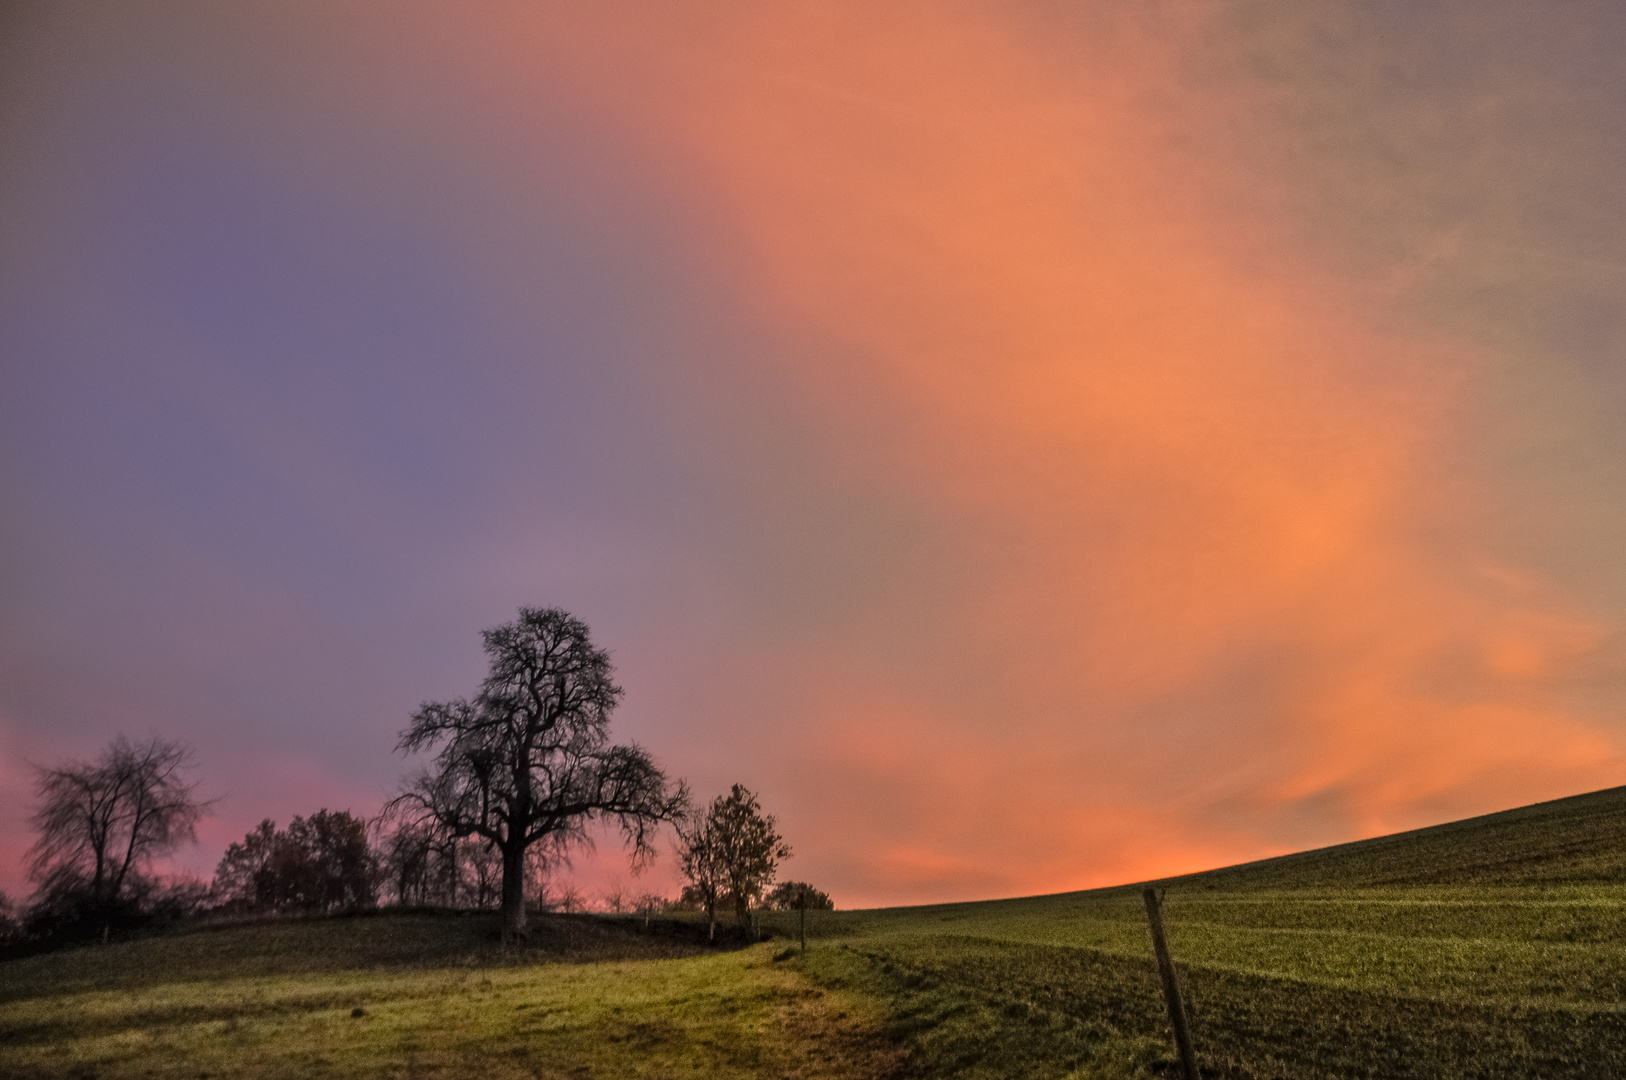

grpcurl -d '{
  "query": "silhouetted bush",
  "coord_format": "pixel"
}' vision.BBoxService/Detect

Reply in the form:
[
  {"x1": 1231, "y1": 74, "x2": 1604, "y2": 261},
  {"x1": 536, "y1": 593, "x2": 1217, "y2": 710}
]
[
  {"x1": 214, "y1": 810, "x2": 380, "y2": 914},
  {"x1": 766, "y1": 880, "x2": 834, "y2": 911}
]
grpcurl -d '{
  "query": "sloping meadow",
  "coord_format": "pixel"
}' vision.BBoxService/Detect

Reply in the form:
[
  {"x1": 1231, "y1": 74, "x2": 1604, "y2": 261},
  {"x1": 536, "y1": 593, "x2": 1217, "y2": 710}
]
[{"x1": 766, "y1": 786, "x2": 1626, "y2": 1079}]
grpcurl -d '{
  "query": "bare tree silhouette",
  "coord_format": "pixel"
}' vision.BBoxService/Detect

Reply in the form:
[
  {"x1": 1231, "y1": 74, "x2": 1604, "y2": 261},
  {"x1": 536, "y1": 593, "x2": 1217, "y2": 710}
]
[
  {"x1": 28, "y1": 735, "x2": 211, "y2": 928},
  {"x1": 392, "y1": 607, "x2": 687, "y2": 942}
]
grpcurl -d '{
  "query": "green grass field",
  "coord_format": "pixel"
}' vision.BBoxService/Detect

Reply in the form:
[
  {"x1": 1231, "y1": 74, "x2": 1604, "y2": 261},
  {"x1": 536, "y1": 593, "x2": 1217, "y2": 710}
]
[
  {"x1": 0, "y1": 914, "x2": 900, "y2": 1079},
  {"x1": 8, "y1": 785, "x2": 1626, "y2": 1079},
  {"x1": 765, "y1": 784, "x2": 1626, "y2": 1078}
]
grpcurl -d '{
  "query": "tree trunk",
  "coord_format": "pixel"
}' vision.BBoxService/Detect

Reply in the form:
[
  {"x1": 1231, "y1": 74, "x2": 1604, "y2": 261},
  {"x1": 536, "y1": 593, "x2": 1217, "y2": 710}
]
[
  {"x1": 91, "y1": 847, "x2": 106, "y2": 903},
  {"x1": 501, "y1": 843, "x2": 527, "y2": 943}
]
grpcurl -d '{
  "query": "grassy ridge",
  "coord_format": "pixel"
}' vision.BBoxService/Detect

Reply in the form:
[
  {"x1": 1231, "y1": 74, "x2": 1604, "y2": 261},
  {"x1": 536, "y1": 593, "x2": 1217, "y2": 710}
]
[
  {"x1": 1156, "y1": 784, "x2": 1626, "y2": 889},
  {"x1": 760, "y1": 785, "x2": 1626, "y2": 1078},
  {"x1": 0, "y1": 910, "x2": 712, "y2": 1000}
]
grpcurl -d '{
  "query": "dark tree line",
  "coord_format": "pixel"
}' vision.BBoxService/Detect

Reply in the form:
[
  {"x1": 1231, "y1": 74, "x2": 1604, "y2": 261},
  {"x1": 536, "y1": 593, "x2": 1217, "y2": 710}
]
[
  {"x1": 214, "y1": 811, "x2": 378, "y2": 913},
  {"x1": 13, "y1": 607, "x2": 831, "y2": 950},
  {"x1": 766, "y1": 881, "x2": 833, "y2": 911}
]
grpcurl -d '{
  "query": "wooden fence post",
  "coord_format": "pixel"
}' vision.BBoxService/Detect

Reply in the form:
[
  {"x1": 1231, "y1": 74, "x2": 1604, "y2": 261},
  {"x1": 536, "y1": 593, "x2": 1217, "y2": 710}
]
[{"x1": 1143, "y1": 887, "x2": 1201, "y2": 1080}]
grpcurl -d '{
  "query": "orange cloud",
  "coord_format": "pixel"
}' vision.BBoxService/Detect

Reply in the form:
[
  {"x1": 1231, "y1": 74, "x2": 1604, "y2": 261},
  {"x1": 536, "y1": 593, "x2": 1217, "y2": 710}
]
[
  {"x1": 266, "y1": 2, "x2": 1626, "y2": 902},
  {"x1": 520, "y1": 2, "x2": 1624, "y2": 893}
]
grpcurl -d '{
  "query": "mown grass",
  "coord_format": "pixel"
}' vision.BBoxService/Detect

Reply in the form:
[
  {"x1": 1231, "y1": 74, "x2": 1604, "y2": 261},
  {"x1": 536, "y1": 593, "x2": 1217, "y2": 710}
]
[
  {"x1": 0, "y1": 913, "x2": 901, "y2": 1080},
  {"x1": 9, "y1": 784, "x2": 1626, "y2": 1079}
]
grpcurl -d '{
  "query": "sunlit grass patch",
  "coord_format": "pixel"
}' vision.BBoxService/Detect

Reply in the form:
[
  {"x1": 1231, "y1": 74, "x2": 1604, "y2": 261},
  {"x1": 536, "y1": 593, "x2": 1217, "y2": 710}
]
[{"x1": 0, "y1": 929, "x2": 896, "y2": 1080}]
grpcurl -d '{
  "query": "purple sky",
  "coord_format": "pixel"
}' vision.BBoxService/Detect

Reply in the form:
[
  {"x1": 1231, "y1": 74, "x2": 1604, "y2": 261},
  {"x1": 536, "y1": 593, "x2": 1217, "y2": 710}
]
[{"x1": 5, "y1": 2, "x2": 1626, "y2": 906}]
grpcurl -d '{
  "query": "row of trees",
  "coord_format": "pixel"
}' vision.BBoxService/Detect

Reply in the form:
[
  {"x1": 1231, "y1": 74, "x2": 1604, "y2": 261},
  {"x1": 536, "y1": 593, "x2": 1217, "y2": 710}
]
[
  {"x1": 9, "y1": 786, "x2": 804, "y2": 941},
  {"x1": 211, "y1": 803, "x2": 806, "y2": 920},
  {"x1": 215, "y1": 811, "x2": 377, "y2": 912},
  {"x1": 12, "y1": 607, "x2": 825, "y2": 944}
]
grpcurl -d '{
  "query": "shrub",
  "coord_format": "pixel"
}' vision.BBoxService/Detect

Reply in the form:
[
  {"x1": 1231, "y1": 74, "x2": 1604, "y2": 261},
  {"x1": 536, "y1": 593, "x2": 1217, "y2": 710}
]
[
  {"x1": 215, "y1": 810, "x2": 380, "y2": 914},
  {"x1": 766, "y1": 881, "x2": 834, "y2": 911}
]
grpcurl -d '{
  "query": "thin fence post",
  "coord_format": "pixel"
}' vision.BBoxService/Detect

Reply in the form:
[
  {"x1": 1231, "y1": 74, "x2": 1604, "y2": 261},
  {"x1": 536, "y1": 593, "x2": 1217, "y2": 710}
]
[{"x1": 1143, "y1": 887, "x2": 1201, "y2": 1080}]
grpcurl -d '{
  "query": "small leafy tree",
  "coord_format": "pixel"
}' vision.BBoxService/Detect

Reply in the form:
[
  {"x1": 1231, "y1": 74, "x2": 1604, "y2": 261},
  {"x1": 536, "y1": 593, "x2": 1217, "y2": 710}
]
[
  {"x1": 375, "y1": 817, "x2": 460, "y2": 907},
  {"x1": 677, "y1": 811, "x2": 725, "y2": 940},
  {"x1": 27, "y1": 735, "x2": 210, "y2": 928},
  {"x1": 714, "y1": 785, "x2": 791, "y2": 926},
  {"x1": 681, "y1": 785, "x2": 790, "y2": 933},
  {"x1": 373, "y1": 810, "x2": 513, "y2": 909}
]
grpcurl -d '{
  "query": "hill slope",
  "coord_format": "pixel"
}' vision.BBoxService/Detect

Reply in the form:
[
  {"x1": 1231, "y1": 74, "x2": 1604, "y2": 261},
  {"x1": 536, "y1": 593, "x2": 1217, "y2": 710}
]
[
  {"x1": 1158, "y1": 783, "x2": 1626, "y2": 890},
  {"x1": 769, "y1": 784, "x2": 1626, "y2": 1079}
]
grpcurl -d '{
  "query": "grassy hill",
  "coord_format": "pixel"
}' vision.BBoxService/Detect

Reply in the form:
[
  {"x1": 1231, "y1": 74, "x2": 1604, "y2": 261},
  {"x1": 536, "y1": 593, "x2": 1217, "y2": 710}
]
[
  {"x1": 7, "y1": 785, "x2": 1626, "y2": 1079},
  {"x1": 767, "y1": 785, "x2": 1626, "y2": 1078}
]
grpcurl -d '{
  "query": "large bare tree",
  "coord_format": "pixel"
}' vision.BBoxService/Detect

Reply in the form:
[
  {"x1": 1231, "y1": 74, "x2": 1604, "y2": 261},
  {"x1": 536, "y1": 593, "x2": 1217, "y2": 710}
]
[
  {"x1": 28, "y1": 735, "x2": 209, "y2": 911},
  {"x1": 393, "y1": 607, "x2": 687, "y2": 941}
]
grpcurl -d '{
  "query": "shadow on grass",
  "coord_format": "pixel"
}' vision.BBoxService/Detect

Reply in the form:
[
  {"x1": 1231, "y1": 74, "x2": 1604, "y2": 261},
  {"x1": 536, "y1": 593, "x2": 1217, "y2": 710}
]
[{"x1": 0, "y1": 907, "x2": 773, "y2": 1006}]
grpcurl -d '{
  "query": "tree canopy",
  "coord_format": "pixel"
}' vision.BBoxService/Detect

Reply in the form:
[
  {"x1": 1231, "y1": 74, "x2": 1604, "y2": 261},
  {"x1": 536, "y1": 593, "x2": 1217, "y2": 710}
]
[
  {"x1": 214, "y1": 810, "x2": 379, "y2": 913},
  {"x1": 766, "y1": 880, "x2": 833, "y2": 911},
  {"x1": 680, "y1": 784, "x2": 790, "y2": 930},
  {"x1": 392, "y1": 607, "x2": 687, "y2": 940}
]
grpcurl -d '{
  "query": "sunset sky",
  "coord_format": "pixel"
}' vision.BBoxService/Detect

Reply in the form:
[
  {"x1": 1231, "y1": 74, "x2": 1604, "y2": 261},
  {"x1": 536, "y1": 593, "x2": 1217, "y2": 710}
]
[{"x1": 5, "y1": 1, "x2": 1626, "y2": 907}]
